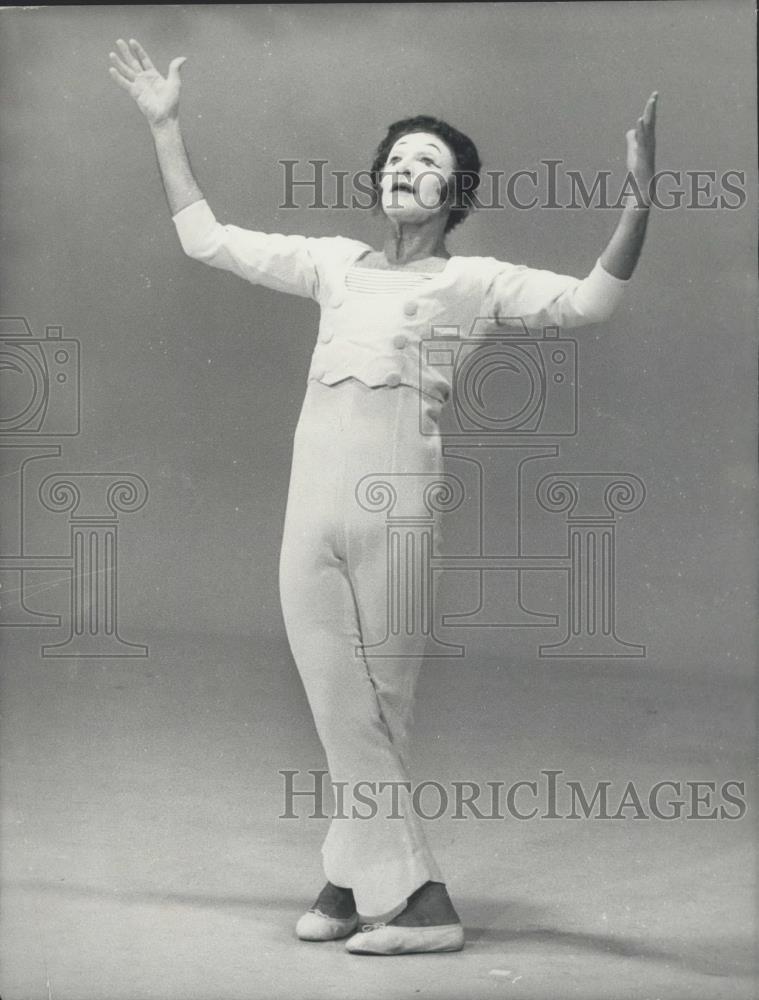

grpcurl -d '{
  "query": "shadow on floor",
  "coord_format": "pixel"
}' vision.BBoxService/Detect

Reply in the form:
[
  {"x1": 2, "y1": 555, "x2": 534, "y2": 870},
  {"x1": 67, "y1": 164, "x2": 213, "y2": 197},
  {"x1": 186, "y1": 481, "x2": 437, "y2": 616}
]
[
  {"x1": 459, "y1": 895, "x2": 757, "y2": 981},
  {"x1": 6, "y1": 878, "x2": 756, "y2": 982},
  {"x1": 3, "y1": 877, "x2": 303, "y2": 915}
]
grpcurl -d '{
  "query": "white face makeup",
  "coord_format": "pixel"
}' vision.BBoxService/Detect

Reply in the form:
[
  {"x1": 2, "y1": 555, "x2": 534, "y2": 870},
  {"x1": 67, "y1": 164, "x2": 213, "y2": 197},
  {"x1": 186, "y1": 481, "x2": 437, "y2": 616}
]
[{"x1": 379, "y1": 131, "x2": 457, "y2": 225}]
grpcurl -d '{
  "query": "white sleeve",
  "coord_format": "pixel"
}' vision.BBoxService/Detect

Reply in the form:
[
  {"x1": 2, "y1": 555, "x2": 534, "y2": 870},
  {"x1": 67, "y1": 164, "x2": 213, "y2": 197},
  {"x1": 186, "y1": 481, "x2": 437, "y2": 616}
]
[
  {"x1": 172, "y1": 198, "x2": 333, "y2": 300},
  {"x1": 482, "y1": 257, "x2": 629, "y2": 329}
]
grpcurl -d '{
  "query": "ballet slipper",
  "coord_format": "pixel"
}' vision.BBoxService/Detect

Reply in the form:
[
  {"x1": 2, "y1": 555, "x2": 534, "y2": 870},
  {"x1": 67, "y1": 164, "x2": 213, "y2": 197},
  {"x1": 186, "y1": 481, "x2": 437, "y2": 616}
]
[
  {"x1": 345, "y1": 920, "x2": 465, "y2": 955},
  {"x1": 295, "y1": 907, "x2": 359, "y2": 941}
]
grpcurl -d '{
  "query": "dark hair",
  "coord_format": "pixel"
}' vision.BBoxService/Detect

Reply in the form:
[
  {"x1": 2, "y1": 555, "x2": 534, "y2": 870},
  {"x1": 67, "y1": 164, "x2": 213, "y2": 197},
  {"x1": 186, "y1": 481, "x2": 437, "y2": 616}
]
[{"x1": 369, "y1": 115, "x2": 482, "y2": 233}]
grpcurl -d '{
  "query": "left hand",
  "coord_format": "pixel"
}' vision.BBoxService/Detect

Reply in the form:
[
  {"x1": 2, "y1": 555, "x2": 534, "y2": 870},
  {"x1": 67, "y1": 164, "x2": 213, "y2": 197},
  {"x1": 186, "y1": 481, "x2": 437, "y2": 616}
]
[
  {"x1": 626, "y1": 92, "x2": 658, "y2": 205},
  {"x1": 109, "y1": 39, "x2": 187, "y2": 127}
]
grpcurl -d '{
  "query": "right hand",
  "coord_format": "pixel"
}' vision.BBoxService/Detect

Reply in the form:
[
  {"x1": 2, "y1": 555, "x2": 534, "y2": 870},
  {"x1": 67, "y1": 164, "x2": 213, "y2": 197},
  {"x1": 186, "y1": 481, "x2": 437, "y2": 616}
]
[
  {"x1": 108, "y1": 38, "x2": 186, "y2": 126},
  {"x1": 625, "y1": 92, "x2": 658, "y2": 206}
]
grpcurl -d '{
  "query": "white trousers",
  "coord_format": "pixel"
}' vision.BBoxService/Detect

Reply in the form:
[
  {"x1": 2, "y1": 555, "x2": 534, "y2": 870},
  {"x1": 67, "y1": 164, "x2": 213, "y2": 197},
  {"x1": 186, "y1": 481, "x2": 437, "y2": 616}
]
[{"x1": 279, "y1": 377, "x2": 446, "y2": 918}]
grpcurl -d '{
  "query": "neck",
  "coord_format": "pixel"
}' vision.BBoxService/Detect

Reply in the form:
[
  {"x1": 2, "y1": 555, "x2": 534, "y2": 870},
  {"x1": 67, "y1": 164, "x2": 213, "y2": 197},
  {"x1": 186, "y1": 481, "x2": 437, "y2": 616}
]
[{"x1": 382, "y1": 217, "x2": 450, "y2": 264}]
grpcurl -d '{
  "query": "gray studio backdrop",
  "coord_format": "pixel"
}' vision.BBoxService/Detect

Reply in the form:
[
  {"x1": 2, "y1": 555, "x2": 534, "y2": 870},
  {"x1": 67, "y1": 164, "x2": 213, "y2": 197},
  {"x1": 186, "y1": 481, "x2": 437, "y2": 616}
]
[{"x1": 0, "y1": 2, "x2": 756, "y2": 674}]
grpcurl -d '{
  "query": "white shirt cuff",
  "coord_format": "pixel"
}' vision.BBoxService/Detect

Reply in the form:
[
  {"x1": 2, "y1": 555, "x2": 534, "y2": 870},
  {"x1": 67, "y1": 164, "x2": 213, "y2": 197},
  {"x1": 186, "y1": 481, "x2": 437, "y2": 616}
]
[
  {"x1": 590, "y1": 257, "x2": 630, "y2": 290},
  {"x1": 573, "y1": 257, "x2": 629, "y2": 320},
  {"x1": 172, "y1": 198, "x2": 218, "y2": 256}
]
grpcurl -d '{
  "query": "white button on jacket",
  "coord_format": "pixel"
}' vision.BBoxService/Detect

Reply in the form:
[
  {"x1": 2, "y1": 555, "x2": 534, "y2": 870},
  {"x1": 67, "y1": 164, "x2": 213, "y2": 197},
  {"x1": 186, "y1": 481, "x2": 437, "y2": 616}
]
[{"x1": 173, "y1": 199, "x2": 629, "y2": 403}]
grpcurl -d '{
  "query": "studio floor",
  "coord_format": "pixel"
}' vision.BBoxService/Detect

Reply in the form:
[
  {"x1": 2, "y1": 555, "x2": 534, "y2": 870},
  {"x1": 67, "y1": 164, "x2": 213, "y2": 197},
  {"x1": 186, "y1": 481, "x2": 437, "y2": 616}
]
[{"x1": 1, "y1": 629, "x2": 755, "y2": 1000}]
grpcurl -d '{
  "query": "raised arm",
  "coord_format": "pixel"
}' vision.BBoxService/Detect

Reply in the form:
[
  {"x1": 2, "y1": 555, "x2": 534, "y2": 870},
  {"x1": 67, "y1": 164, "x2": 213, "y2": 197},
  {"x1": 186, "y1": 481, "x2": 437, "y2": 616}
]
[
  {"x1": 108, "y1": 40, "x2": 362, "y2": 301},
  {"x1": 108, "y1": 38, "x2": 201, "y2": 216},
  {"x1": 599, "y1": 92, "x2": 658, "y2": 281},
  {"x1": 484, "y1": 91, "x2": 658, "y2": 329}
]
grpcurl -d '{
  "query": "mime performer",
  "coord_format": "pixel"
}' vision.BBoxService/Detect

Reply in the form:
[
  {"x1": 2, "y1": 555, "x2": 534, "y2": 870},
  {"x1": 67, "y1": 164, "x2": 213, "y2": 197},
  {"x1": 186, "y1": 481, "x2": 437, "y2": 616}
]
[{"x1": 109, "y1": 37, "x2": 656, "y2": 956}]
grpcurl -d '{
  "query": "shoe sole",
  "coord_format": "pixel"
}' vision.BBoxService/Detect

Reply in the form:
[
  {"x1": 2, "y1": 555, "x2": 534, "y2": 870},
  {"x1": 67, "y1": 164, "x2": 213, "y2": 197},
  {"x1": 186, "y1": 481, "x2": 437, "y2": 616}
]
[{"x1": 346, "y1": 927, "x2": 465, "y2": 955}]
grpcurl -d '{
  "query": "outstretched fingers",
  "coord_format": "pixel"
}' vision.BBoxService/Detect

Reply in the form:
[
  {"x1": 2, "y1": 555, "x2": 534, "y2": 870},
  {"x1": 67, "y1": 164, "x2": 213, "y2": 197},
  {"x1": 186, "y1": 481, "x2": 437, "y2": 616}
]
[
  {"x1": 116, "y1": 38, "x2": 142, "y2": 73},
  {"x1": 128, "y1": 38, "x2": 155, "y2": 71},
  {"x1": 642, "y1": 91, "x2": 658, "y2": 130},
  {"x1": 108, "y1": 66, "x2": 134, "y2": 94},
  {"x1": 109, "y1": 50, "x2": 136, "y2": 81}
]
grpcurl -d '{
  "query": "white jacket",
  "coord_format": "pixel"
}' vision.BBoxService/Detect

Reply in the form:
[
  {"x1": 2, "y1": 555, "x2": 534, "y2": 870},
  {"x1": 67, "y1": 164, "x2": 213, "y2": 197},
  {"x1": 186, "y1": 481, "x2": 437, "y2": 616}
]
[{"x1": 173, "y1": 199, "x2": 628, "y2": 403}]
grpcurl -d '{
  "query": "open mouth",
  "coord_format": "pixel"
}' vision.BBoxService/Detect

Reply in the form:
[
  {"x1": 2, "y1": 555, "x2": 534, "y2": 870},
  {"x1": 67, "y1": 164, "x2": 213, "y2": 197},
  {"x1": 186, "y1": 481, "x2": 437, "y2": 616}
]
[{"x1": 391, "y1": 180, "x2": 414, "y2": 193}]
